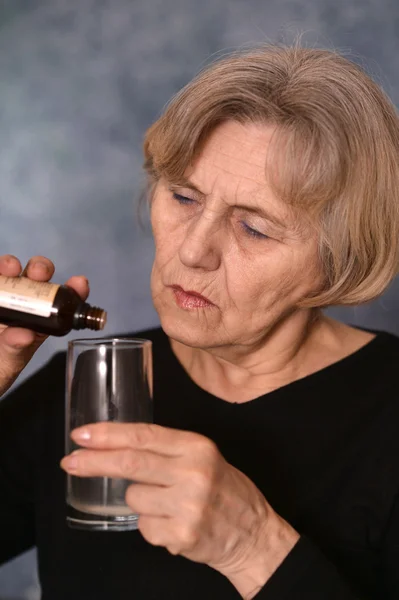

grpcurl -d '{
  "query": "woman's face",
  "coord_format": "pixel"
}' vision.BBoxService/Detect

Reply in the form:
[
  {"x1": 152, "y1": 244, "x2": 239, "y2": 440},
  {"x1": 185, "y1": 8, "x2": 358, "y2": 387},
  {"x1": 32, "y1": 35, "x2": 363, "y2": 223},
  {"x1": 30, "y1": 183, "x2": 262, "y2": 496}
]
[{"x1": 150, "y1": 120, "x2": 322, "y2": 350}]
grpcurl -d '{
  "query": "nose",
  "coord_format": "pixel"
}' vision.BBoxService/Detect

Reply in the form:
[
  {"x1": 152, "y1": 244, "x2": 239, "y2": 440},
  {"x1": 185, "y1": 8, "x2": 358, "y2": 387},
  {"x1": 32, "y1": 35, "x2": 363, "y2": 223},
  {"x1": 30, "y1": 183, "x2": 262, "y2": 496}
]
[{"x1": 178, "y1": 211, "x2": 222, "y2": 271}]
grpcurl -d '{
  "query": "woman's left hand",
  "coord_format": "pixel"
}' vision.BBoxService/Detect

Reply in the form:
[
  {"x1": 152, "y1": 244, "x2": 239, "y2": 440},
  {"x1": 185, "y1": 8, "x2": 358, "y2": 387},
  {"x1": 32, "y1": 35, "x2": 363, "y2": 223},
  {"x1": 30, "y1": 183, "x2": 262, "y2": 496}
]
[{"x1": 61, "y1": 423, "x2": 299, "y2": 598}]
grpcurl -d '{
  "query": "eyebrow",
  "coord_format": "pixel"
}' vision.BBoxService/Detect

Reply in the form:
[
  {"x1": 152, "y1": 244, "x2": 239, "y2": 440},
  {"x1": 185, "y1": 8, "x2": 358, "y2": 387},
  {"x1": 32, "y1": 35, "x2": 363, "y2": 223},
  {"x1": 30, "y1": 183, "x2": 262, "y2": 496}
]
[{"x1": 169, "y1": 179, "x2": 288, "y2": 230}]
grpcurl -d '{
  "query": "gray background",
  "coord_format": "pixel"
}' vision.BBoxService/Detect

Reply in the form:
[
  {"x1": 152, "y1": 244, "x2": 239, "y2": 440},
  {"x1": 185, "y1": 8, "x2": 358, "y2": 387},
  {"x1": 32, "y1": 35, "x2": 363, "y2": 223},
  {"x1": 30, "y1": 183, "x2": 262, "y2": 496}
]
[{"x1": 0, "y1": 0, "x2": 398, "y2": 598}]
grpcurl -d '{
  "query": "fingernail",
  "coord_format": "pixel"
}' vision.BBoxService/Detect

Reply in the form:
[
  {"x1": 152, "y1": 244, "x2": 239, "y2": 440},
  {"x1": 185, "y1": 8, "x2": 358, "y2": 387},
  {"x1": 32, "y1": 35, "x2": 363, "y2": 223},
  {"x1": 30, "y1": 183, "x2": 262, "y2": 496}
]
[
  {"x1": 35, "y1": 261, "x2": 50, "y2": 271},
  {"x1": 72, "y1": 427, "x2": 91, "y2": 441},
  {"x1": 62, "y1": 451, "x2": 79, "y2": 470},
  {"x1": 4, "y1": 255, "x2": 18, "y2": 265},
  {"x1": 75, "y1": 275, "x2": 89, "y2": 285}
]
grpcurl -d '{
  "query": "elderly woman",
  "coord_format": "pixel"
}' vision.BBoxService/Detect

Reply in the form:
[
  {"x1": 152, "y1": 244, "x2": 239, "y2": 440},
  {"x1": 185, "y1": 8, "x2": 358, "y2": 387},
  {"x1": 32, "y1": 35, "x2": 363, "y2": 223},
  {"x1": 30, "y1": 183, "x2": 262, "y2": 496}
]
[{"x1": 0, "y1": 43, "x2": 399, "y2": 600}]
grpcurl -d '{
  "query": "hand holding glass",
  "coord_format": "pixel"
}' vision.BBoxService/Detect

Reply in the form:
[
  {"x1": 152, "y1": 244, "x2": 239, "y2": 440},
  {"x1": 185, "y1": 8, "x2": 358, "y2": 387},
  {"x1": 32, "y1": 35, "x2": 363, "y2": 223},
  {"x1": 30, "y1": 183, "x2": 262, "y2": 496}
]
[{"x1": 65, "y1": 338, "x2": 153, "y2": 531}]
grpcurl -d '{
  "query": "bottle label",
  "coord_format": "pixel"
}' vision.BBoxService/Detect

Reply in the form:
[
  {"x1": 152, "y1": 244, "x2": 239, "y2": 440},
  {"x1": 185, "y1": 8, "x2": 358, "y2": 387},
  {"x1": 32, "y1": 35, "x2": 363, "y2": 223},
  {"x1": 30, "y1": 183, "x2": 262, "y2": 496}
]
[{"x1": 0, "y1": 276, "x2": 60, "y2": 318}]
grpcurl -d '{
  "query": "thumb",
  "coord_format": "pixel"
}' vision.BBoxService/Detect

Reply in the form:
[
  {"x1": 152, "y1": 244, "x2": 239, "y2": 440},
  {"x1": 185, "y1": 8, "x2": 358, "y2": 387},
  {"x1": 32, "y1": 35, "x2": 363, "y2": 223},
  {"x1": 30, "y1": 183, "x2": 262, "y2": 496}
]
[{"x1": 0, "y1": 327, "x2": 45, "y2": 396}]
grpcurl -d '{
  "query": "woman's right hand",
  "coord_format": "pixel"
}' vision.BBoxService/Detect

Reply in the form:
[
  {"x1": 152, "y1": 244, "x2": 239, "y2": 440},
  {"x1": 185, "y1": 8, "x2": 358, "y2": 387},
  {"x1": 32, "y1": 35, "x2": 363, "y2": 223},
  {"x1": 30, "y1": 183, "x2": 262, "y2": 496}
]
[{"x1": 0, "y1": 254, "x2": 90, "y2": 397}]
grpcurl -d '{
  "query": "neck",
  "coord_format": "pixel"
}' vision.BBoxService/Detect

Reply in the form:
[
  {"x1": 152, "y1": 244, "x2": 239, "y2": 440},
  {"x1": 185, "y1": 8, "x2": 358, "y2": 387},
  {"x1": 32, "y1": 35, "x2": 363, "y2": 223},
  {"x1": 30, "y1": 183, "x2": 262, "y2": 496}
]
[{"x1": 169, "y1": 310, "x2": 371, "y2": 403}]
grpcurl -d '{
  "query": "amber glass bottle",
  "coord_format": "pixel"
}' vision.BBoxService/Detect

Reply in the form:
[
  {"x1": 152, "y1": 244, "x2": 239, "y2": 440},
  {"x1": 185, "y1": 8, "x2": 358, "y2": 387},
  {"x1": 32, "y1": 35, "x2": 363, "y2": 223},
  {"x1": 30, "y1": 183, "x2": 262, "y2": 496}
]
[{"x1": 0, "y1": 276, "x2": 107, "y2": 336}]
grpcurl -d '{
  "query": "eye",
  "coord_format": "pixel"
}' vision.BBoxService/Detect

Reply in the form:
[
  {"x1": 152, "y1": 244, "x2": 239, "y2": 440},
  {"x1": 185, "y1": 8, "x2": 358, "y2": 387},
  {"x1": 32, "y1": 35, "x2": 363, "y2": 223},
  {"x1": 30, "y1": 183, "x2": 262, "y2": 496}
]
[
  {"x1": 240, "y1": 221, "x2": 269, "y2": 240},
  {"x1": 172, "y1": 192, "x2": 196, "y2": 206}
]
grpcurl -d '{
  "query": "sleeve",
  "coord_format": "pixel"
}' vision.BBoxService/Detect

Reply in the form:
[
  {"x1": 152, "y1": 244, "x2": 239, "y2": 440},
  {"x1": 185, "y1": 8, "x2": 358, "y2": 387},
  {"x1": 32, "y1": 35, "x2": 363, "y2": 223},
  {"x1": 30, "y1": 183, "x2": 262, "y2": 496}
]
[
  {"x1": 0, "y1": 352, "x2": 66, "y2": 566},
  {"x1": 252, "y1": 536, "x2": 364, "y2": 599},
  {"x1": 253, "y1": 516, "x2": 399, "y2": 600},
  {"x1": 378, "y1": 490, "x2": 399, "y2": 597}
]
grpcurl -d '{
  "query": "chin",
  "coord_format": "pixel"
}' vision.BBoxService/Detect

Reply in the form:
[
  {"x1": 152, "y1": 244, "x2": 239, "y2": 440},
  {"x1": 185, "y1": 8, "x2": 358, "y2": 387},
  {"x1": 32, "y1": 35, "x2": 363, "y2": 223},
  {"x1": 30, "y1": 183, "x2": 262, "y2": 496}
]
[
  {"x1": 156, "y1": 307, "x2": 221, "y2": 349},
  {"x1": 152, "y1": 285, "x2": 226, "y2": 348},
  {"x1": 159, "y1": 314, "x2": 208, "y2": 348}
]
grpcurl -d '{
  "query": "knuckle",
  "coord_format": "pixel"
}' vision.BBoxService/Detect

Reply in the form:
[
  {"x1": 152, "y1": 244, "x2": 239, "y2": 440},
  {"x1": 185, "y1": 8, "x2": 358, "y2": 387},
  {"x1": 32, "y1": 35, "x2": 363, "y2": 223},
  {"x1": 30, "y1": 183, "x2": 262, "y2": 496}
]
[
  {"x1": 184, "y1": 499, "x2": 205, "y2": 525},
  {"x1": 139, "y1": 516, "x2": 163, "y2": 547},
  {"x1": 178, "y1": 523, "x2": 199, "y2": 550},
  {"x1": 167, "y1": 544, "x2": 180, "y2": 556},
  {"x1": 133, "y1": 423, "x2": 156, "y2": 447},
  {"x1": 193, "y1": 435, "x2": 218, "y2": 457},
  {"x1": 120, "y1": 450, "x2": 140, "y2": 479},
  {"x1": 190, "y1": 467, "x2": 213, "y2": 492}
]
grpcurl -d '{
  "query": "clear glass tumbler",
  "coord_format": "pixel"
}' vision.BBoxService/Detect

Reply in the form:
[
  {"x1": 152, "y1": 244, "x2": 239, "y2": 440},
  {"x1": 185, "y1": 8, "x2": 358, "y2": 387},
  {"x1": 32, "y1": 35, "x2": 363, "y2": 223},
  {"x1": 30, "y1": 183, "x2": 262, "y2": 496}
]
[{"x1": 65, "y1": 337, "x2": 153, "y2": 531}]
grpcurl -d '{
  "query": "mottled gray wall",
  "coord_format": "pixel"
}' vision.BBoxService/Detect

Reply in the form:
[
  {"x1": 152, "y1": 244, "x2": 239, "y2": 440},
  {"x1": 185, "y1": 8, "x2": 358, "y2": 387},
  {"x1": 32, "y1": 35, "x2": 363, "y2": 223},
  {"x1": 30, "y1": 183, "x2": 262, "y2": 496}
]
[{"x1": 0, "y1": 0, "x2": 399, "y2": 598}]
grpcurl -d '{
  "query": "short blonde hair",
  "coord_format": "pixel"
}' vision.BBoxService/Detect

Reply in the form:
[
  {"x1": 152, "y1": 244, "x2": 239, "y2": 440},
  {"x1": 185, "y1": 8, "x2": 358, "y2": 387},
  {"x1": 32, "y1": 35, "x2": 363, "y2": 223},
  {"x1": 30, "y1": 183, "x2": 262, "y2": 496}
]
[{"x1": 143, "y1": 44, "x2": 399, "y2": 307}]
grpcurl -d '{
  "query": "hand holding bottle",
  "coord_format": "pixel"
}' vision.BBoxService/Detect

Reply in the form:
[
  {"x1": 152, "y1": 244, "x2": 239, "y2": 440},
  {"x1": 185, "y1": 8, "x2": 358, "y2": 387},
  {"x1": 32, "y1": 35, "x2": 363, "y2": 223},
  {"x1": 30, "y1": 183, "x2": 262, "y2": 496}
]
[{"x1": 0, "y1": 254, "x2": 90, "y2": 397}]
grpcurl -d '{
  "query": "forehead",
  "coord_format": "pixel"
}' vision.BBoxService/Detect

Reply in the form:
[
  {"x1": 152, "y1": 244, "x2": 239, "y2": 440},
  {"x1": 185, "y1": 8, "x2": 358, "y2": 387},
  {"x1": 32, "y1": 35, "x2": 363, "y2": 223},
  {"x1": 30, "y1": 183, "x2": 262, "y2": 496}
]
[
  {"x1": 187, "y1": 120, "x2": 277, "y2": 197},
  {"x1": 177, "y1": 121, "x2": 315, "y2": 241}
]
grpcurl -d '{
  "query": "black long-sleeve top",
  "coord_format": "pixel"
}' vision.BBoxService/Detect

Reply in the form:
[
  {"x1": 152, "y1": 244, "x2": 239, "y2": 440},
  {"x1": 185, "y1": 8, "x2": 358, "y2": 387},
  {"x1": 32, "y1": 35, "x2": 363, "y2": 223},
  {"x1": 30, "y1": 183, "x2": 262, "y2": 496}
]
[{"x1": 1, "y1": 326, "x2": 399, "y2": 599}]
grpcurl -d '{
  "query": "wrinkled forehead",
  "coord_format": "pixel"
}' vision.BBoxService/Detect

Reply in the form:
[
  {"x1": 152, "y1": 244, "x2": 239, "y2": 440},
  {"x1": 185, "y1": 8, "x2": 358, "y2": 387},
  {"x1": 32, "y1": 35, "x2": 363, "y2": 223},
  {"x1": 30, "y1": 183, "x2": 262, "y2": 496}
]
[
  {"x1": 186, "y1": 121, "x2": 277, "y2": 195},
  {"x1": 180, "y1": 122, "x2": 304, "y2": 230}
]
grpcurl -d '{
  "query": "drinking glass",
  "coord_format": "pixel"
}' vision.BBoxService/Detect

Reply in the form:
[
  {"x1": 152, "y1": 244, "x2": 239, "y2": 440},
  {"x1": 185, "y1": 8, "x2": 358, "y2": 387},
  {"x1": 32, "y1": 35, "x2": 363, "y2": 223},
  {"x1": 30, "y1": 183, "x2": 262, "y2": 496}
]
[{"x1": 65, "y1": 337, "x2": 153, "y2": 531}]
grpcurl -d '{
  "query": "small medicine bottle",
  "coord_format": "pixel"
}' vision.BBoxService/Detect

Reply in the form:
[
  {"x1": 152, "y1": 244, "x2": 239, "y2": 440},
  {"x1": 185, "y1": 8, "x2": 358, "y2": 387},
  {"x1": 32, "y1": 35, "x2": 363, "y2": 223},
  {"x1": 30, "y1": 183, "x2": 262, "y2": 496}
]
[{"x1": 0, "y1": 275, "x2": 107, "y2": 336}]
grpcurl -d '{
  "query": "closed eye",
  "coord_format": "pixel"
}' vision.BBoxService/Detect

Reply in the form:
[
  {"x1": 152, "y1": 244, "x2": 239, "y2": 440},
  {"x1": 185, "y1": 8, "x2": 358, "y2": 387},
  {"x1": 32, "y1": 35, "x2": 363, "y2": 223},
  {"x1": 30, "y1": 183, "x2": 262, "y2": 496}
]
[
  {"x1": 172, "y1": 192, "x2": 196, "y2": 205},
  {"x1": 172, "y1": 192, "x2": 269, "y2": 239},
  {"x1": 240, "y1": 221, "x2": 269, "y2": 240}
]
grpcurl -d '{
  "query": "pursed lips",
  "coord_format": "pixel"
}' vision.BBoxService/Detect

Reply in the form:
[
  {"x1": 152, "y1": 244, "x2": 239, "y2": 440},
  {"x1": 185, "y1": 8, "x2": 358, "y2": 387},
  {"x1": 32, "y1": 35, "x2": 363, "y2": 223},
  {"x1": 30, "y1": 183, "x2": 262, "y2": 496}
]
[{"x1": 168, "y1": 285, "x2": 216, "y2": 309}]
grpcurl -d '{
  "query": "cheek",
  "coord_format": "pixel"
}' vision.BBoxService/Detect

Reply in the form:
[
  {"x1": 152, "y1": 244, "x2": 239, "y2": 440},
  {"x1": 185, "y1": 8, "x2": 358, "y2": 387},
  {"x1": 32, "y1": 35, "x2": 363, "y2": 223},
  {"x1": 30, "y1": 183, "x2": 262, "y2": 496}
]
[
  {"x1": 224, "y1": 247, "x2": 319, "y2": 309},
  {"x1": 152, "y1": 228, "x2": 181, "y2": 267},
  {"x1": 151, "y1": 198, "x2": 185, "y2": 253},
  {"x1": 151, "y1": 210, "x2": 185, "y2": 286}
]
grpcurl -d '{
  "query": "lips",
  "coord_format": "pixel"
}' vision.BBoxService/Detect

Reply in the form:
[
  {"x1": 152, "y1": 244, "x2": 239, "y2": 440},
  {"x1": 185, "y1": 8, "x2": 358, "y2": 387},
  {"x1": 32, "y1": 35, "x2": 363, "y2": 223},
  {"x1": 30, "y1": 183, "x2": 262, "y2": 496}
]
[
  {"x1": 169, "y1": 285, "x2": 215, "y2": 310},
  {"x1": 171, "y1": 285, "x2": 212, "y2": 303}
]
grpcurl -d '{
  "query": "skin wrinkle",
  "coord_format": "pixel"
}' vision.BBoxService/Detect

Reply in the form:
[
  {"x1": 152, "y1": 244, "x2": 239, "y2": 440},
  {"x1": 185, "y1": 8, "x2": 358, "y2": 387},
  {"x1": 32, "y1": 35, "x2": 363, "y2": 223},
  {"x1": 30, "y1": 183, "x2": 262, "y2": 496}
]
[
  {"x1": 150, "y1": 121, "x2": 373, "y2": 403},
  {"x1": 174, "y1": 159, "x2": 307, "y2": 241}
]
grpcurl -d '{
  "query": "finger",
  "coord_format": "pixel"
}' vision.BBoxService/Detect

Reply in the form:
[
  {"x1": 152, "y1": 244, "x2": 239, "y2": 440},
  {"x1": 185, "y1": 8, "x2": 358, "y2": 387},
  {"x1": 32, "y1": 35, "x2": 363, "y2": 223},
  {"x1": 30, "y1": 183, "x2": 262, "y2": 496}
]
[
  {"x1": 0, "y1": 255, "x2": 23, "y2": 277},
  {"x1": 60, "y1": 448, "x2": 177, "y2": 486},
  {"x1": 64, "y1": 275, "x2": 90, "y2": 301},
  {"x1": 126, "y1": 484, "x2": 173, "y2": 517},
  {"x1": 71, "y1": 422, "x2": 206, "y2": 457},
  {"x1": 19, "y1": 256, "x2": 55, "y2": 281},
  {"x1": 137, "y1": 515, "x2": 171, "y2": 549},
  {"x1": 138, "y1": 514, "x2": 195, "y2": 556},
  {"x1": 0, "y1": 327, "x2": 41, "y2": 395},
  {"x1": 16, "y1": 256, "x2": 89, "y2": 301},
  {"x1": 0, "y1": 327, "x2": 37, "y2": 354}
]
